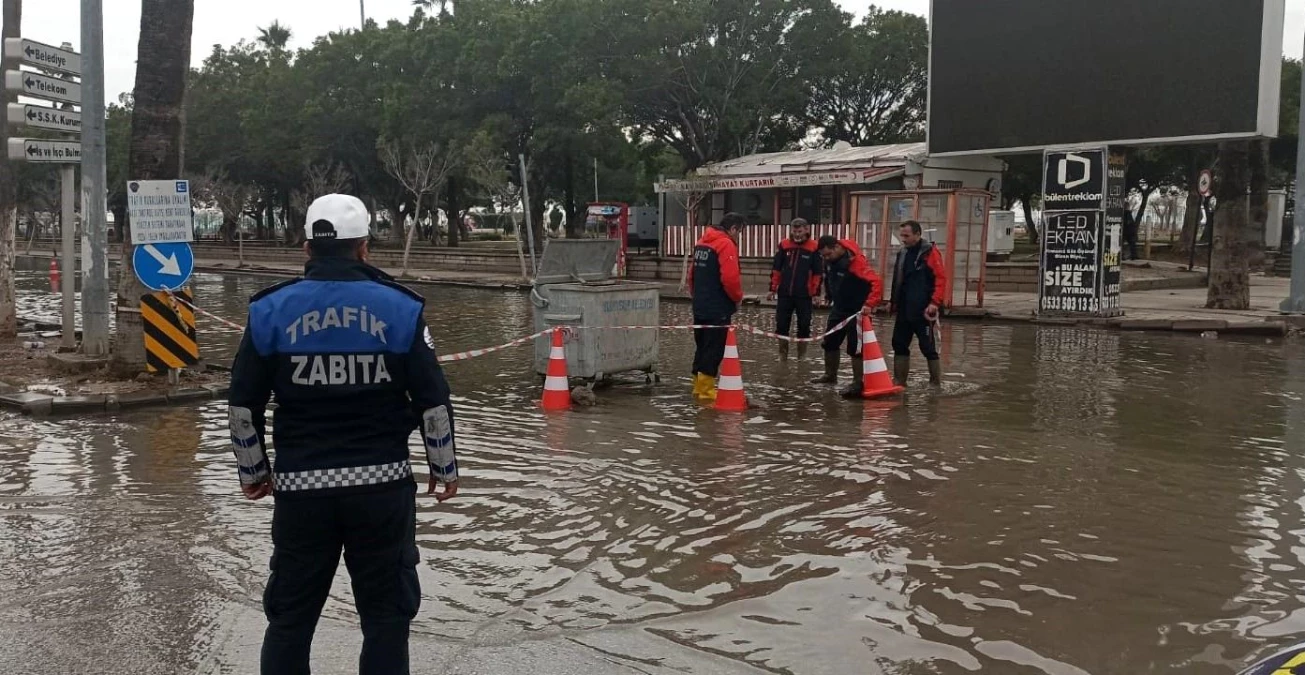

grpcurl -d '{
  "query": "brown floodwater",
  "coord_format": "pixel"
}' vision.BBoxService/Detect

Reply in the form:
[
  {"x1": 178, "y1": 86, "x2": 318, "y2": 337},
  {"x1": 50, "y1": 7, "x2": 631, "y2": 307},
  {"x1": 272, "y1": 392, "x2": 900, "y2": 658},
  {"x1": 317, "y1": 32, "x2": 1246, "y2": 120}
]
[{"x1": 1, "y1": 258, "x2": 1303, "y2": 674}]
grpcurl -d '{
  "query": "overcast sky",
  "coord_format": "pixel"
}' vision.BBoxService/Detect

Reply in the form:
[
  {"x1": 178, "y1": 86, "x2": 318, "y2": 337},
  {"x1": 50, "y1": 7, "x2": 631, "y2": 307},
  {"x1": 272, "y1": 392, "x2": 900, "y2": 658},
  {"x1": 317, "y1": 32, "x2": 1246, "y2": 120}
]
[{"x1": 8, "y1": 0, "x2": 1305, "y2": 103}]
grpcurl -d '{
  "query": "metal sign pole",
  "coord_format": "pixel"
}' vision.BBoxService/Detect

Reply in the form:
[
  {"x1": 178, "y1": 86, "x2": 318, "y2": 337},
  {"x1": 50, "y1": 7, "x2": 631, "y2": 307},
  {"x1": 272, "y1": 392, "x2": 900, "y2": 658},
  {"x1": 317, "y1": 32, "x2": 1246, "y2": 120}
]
[
  {"x1": 81, "y1": 0, "x2": 111, "y2": 354},
  {"x1": 1282, "y1": 27, "x2": 1305, "y2": 313},
  {"x1": 60, "y1": 164, "x2": 75, "y2": 348}
]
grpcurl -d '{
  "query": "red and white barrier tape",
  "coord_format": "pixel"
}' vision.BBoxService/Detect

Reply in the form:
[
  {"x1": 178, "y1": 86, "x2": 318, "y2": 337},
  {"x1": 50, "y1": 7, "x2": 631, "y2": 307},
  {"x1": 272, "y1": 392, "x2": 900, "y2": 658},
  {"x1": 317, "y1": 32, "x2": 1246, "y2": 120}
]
[
  {"x1": 166, "y1": 290, "x2": 867, "y2": 363},
  {"x1": 438, "y1": 328, "x2": 563, "y2": 362}
]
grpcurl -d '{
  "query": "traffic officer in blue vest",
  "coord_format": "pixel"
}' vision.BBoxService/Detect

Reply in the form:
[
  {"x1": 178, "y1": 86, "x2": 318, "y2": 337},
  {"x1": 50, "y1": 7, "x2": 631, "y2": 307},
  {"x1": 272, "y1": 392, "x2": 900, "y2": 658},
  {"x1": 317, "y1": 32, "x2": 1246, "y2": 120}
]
[{"x1": 227, "y1": 193, "x2": 459, "y2": 675}]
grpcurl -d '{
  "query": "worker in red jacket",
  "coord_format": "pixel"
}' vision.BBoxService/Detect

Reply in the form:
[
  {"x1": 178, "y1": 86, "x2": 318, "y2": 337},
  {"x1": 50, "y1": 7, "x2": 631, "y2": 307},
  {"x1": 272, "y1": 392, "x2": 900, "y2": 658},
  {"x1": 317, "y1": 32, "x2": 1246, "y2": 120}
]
[
  {"x1": 814, "y1": 235, "x2": 884, "y2": 398},
  {"x1": 767, "y1": 218, "x2": 823, "y2": 361},
  {"x1": 687, "y1": 213, "x2": 746, "y2": 402},
  {"x1": 888, "y1": 220, "x2": 948, "y2": 385}
]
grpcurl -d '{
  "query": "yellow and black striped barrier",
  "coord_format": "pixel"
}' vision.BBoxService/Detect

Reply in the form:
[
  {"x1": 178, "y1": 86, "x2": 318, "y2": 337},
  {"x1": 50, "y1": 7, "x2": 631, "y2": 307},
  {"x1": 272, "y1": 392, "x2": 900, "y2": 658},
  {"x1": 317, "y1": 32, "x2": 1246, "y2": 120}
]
[{"x1": 141, "y1": 289, "x2": 199, "y2": 373}]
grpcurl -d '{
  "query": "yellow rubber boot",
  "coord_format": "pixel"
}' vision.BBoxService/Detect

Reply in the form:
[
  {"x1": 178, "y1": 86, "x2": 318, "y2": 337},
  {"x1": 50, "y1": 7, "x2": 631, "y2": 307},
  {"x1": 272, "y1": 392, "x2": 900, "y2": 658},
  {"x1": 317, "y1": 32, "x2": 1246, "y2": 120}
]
[
  {"x1": 700, "y1": 375, "x2": 718, "y2": 403},
  {"x1": 692, "y1": 373, "x2": 707, "y2": 399}
]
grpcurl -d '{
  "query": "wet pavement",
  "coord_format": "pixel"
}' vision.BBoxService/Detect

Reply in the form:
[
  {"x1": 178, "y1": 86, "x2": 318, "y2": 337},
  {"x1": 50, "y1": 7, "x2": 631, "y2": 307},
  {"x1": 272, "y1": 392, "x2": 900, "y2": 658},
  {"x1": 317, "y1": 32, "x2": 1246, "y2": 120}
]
[{"x1": 3, "y1": 258, "x2": 1305, "y2": 674}]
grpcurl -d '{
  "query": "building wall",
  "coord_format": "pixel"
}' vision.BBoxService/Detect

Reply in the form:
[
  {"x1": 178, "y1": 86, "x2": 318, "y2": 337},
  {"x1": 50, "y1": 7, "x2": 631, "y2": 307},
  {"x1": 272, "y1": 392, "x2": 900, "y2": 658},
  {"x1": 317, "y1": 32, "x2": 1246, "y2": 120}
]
[{"x1": 908, "y1": 155, "x2": 1005, "y2": 192}]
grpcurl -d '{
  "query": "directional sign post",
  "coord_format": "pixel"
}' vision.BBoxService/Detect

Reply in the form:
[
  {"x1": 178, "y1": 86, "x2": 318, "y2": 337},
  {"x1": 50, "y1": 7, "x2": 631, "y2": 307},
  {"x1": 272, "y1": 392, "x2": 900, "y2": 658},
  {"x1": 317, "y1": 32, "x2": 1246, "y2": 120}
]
[
  {"x1": 7, "y1": 138, "x2": 81, "y2": 163},
  {"x1": 4, "y1": 70, "x2": 80, "y2": 106},
  {"x1": 7, "y1": 103, "x2": 80, "y2": 133},
  {"x1": 4, "y1": 37, "x2": 84, "y2": 350},
  {"x1": 3, "y1": 38, "x2": 80, "y2": 76},
  {"x1": 132, "y1": 242, "x2": 194, "y2": 292}
]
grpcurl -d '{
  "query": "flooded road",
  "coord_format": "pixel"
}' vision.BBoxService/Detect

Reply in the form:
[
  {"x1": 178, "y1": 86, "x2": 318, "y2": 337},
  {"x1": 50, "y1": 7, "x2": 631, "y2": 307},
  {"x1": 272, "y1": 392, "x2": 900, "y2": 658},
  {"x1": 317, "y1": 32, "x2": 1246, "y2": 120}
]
[{"x1": 2, "y1": 257, "x2": 1304, "y2": 674}]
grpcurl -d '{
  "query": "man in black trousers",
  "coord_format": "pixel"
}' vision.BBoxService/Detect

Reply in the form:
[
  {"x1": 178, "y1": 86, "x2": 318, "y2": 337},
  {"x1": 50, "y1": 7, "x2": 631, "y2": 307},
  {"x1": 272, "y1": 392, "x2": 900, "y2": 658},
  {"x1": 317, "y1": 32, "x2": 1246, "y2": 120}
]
[{"x1": 228, "y1": 194, "x2": 460, "y2": 674}]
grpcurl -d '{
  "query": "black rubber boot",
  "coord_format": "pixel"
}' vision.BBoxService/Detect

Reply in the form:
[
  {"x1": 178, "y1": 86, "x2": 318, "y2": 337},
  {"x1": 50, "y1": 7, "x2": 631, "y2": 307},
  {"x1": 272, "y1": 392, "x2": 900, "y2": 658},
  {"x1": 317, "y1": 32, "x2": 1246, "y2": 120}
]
[
  {"x1": 927, "y1": 358, "x2": 942, "y2": 386},
  {"x1": 893, "y1": 355, "x2": 910, "y2": 387},
  {"x1": 840, "y1": 357, "x2": 864, "y2": 398},
  {"x1": 778, "y1": 341, "x2": 790, "y2": 361},
  {"x1": 796, "y1": 342, "x2": 808, "y2": 360},
  {"x1": 811, "y1": 350, "x2": 839, "y2": 384}
]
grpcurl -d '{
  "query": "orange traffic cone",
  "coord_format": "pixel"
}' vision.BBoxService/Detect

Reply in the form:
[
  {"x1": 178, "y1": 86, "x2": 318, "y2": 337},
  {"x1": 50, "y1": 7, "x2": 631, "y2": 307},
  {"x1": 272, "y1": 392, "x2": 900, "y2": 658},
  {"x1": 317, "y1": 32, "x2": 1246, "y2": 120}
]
[
  {"x1": 714, "y1": 327, "x2": 748, "y2": 412},
  {"x1": 860, "y1": 314, "x2": 905, "y2": 400},
  {"x1": 49, "y1": 258, "x2": 60, "y2": 294},
  {"x1": 541, "y1": 329, "x2": 572, "y2": 411}
]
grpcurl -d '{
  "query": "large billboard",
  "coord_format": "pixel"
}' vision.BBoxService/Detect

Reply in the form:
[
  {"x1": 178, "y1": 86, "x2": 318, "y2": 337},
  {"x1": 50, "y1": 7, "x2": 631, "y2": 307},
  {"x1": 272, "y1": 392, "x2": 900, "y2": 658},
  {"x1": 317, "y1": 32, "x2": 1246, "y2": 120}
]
[{"x1": 928, "y1": 0, "x2": 1286, "y2": 156}]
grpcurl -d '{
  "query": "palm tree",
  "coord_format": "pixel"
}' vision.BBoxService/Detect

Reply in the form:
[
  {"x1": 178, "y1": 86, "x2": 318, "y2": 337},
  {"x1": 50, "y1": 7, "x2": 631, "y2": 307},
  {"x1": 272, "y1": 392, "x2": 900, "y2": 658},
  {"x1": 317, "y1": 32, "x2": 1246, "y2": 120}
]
[
  {"x1": 0, "y1": 0, "x2": 22, "y2": 338},
  {"x1": 257, "y1": 21, "x2": 292, "y2": 52},
  {"x1": 115, "y1": 0, "x2": 196, "y2": 368},
  {"x1": 412, "y1": 0, "x2": 452, "y2": 17}
]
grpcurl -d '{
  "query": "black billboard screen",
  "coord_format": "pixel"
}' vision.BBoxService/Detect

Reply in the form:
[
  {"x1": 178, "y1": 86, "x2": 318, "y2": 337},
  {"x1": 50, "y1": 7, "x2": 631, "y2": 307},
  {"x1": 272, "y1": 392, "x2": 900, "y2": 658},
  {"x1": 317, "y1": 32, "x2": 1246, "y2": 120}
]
[{"x1": 928, "y1": 0, "x2": 1285, "y2": 156}]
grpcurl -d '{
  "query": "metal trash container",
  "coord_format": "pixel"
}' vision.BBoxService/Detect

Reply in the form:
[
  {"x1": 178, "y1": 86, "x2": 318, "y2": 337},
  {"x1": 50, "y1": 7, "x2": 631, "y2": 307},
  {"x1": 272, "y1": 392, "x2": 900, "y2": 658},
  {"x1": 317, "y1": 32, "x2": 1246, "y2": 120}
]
[{"x1": 531, "y1": 239, "x2": 660, "y2": 382}]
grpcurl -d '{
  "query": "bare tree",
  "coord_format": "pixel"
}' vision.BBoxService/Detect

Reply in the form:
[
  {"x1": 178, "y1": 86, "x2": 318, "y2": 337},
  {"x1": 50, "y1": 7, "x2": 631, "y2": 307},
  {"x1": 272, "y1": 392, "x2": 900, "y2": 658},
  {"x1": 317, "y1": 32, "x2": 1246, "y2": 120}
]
[
  {"x1": 466, "y1": 141, "x2": 528, "y2": 280},
  {"x1": 665, "y1": 169, "x2": 714, "y2": 292},
  {"x1": 193, "y1": 168, "x2": 256, "y2": 266},
  {"x1": 290, "y1": 161, "x2": 353, "y2": 243},
  {"x1": 20, "y1": 174, "x2": 59, "y2": 251},
  {"x1": 379, "y1": 140, "x2": 459, "y2": 277}
]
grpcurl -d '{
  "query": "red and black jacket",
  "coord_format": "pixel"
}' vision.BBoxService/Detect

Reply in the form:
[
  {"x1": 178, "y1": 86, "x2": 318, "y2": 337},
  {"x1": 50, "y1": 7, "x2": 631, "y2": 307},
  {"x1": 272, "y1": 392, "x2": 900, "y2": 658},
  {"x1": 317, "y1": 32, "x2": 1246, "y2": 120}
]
[
  {"x1": 770, "y1": 238, "x2": 823, "y2": 299},
  {"x1": 824, "y1": 239, "x2": 883, "y2": 314},
  {"x1": 891, "y1": 241, "x2": 947, "y2": 316},
  {"x1": 688, "y1": 226, "x2": 744, "y2": 320}
]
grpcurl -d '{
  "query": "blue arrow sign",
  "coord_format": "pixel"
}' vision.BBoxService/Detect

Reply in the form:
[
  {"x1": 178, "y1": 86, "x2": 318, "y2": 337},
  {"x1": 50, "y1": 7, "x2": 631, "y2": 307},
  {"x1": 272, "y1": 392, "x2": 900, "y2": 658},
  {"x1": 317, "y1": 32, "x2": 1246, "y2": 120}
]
[{"x1": 133, "y1": 242, "x2": 194, "y2": 291}]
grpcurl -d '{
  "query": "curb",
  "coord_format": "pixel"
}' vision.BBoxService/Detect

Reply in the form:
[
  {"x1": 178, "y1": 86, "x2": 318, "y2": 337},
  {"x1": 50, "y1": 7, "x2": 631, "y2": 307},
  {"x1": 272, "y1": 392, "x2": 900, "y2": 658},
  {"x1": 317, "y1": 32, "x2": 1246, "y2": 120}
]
[
  {"x1": 0, "y1": 359, "x2": 232, "y2": 417},
  {"x1": 0, "y1": 381, "x2": 231, "y2": 417},
  {"x1": 941, "y1": 310, "x2": 1294, "y2": 337}
]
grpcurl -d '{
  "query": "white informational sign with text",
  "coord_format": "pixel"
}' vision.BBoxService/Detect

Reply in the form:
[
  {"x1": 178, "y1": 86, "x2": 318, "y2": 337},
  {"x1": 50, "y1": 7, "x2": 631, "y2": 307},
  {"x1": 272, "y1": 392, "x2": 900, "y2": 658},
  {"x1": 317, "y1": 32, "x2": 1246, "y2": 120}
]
[{"x1": 127, "y1": 180, "x2": 194, "y2": 245}]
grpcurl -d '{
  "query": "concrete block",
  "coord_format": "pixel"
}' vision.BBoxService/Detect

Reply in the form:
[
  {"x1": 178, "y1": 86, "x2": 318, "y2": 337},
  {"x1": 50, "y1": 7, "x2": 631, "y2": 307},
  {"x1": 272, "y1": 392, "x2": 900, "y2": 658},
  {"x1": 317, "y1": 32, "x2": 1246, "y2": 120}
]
[
  {"x1": 1172, "y1": 319, "x2": 1229, "y2": 332},
  {"x1": 46, "y1": 353, "x2": 110, "y2": 375},
  {"x1": 1267, "y1": 315, "x2": 1305, "y2": 329},
  {"x1": 0, "y1": 391, "x2": 54, "y2": 415},
  {"x1": 166, "y1": 388, "x2": 213, "y2": 404},
  {"x1": 116, "y1": 390, "x2": 168, "y2": 409},
  {"x1": 203, "y1": 383, "x2": 231, "y2": 399},
  {"x1": 1224, "y1": 322, "x2": 1287, "y2": 336},
  {"x1": 49, "y1": 395, "x2": 108, "y2": 414},
  {"x1": 1118, "y1": 319, "x2": 1175, "y2": 331}
]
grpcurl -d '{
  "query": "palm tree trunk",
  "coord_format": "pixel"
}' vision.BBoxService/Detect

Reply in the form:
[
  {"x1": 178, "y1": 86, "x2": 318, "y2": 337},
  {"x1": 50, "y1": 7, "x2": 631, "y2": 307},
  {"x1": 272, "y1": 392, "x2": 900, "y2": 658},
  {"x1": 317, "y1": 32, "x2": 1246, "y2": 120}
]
[
  {"x1": 1248, "y1": 138, "x2": 1269, "y2": 270},
  {"x1": 116, "y1": 0, "x2": 196, "y2": 369},
  {"x1": 0, "y1": 0, "x2": 22, "y2": 339},
  {"x1": 1206, "y1": 141, "x2": 1251, "y2": 310}
]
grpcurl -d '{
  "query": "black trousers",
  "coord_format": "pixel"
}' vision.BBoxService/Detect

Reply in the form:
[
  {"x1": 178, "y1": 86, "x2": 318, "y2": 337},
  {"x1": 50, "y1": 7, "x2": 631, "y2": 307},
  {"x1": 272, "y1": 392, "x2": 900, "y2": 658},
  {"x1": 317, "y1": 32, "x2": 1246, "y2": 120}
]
[
  {"x1": 821, "y1": 310, "x2": 861, "y2": 357},
  {"x1": 775, "y1": 296, "x2": 814, "y2": 339},
  {"x1": 891, "y1": 313, "x2": 939, "y2": 360},
  {"x1": 261, "y1": 481, "x2": 420, "y2": 675},
  {"x1": 692, "y1": 316, "x2": 731, "y2": 377}
]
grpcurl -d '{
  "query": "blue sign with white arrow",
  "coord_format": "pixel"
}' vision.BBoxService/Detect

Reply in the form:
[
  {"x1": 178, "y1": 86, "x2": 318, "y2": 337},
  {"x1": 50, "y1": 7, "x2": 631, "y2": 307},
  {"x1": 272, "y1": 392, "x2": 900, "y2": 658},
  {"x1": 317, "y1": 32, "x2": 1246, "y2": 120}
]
[{"x1": 133, "y1": 242, "x2": 194, "y2": 291}]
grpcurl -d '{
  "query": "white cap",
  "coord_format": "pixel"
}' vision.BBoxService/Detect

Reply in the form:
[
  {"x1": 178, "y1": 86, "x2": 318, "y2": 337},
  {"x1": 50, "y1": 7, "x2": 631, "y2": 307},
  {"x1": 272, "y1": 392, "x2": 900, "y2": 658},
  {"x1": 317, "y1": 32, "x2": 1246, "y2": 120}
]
[{"x1": 305, "y1": 194, "x2": 371, "y2": 240}]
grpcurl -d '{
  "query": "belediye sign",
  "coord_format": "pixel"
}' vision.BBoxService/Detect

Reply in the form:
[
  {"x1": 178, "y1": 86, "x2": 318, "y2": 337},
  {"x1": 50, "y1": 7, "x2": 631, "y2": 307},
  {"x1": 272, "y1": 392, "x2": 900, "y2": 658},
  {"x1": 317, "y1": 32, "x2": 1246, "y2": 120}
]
[
  {"x1": 127, "y1": 180, "x2": 194, "y2": 245},
  {"x1": 3, "y1": 38, "x2": 81, "y2": 76}
]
